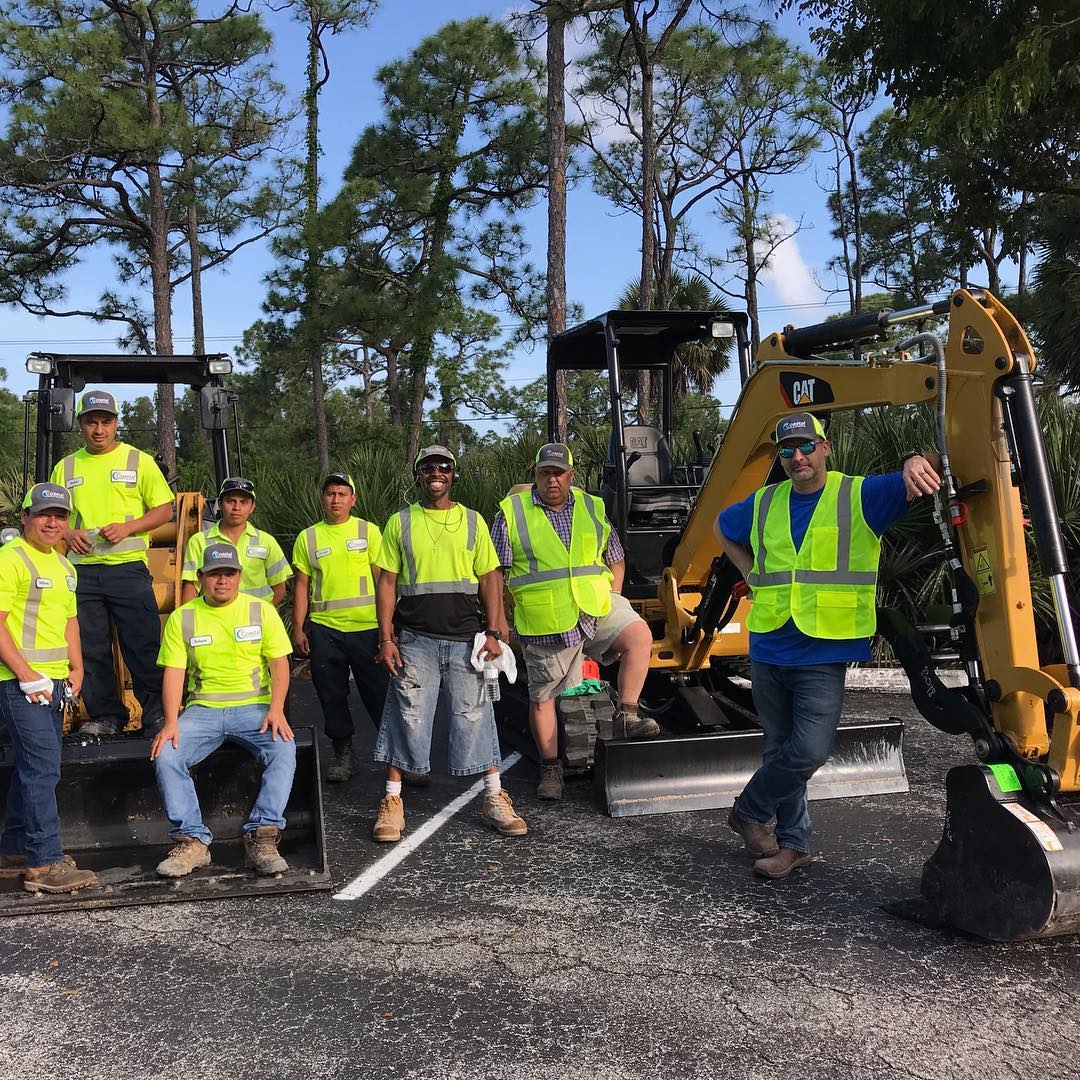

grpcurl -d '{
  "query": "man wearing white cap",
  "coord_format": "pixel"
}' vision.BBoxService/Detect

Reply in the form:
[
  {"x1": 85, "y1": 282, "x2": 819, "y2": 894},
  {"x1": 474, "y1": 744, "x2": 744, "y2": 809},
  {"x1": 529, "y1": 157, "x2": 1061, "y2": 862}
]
[
  {"x1": 718, "y1": 411, "x2": 941, "y2": 878},
  {"x1": 51, "y1": 390, "x2": 174, "y2": 737}
]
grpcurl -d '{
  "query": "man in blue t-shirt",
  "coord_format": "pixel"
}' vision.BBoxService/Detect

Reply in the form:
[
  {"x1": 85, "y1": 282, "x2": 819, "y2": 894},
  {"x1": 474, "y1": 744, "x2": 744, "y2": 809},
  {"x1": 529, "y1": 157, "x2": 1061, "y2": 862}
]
[{"x1": 718, "y1": 411, "x2": 941, "y2": 879}]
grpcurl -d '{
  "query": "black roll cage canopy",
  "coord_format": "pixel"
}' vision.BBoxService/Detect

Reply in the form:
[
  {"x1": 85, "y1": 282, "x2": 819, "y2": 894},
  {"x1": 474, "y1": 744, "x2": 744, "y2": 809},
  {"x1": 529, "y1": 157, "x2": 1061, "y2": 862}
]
[
  {"x1": 24, "y1": 352, "x2": 240, "y2": 488},
  {"x1": 546, "y1": 310, "x2": 752, "y2": 539}
]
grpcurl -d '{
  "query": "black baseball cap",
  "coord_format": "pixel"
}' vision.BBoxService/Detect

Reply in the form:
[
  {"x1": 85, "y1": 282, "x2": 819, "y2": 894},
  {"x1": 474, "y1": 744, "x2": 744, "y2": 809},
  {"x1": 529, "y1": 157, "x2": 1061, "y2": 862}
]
[
  {"x1": 772, "y1": 412, "x2": 827, "y2": 444},
  {"x1": 22, "y1": 482, "x2": 72, "y2": 515},
  {"x1": 534, "y1": 443, "x2": 573, "y2": 472},
  {"x1": 322, "y1": 472, "x2": 355, "y2": 492}
]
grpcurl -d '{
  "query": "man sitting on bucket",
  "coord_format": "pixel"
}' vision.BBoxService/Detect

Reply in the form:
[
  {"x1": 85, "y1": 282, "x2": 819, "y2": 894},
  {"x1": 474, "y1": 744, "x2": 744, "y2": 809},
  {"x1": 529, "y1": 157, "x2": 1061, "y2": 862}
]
[{"x1": 149, "y1": 542, "x2": 296, "y2": 878}]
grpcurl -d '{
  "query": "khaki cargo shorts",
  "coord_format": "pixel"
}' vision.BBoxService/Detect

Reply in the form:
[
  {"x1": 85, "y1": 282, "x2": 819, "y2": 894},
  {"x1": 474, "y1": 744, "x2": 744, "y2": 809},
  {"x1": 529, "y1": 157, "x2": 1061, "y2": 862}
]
[{"x1": 521, "y1": 594, "x2": 644, "y2": 703}]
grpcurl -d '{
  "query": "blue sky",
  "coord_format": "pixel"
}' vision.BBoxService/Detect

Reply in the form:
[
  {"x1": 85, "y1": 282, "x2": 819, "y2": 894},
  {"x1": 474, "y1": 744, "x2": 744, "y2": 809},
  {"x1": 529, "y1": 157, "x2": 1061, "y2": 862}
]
[{"x1": 0, "y1": 1, "x2": 855, "y2": 417}]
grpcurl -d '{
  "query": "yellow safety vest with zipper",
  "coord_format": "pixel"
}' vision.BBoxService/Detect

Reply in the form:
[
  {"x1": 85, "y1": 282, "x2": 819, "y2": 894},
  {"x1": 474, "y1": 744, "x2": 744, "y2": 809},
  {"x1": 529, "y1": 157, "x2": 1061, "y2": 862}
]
[
  {"x1": 0, "y1": 538, "x2": 77, "y2": 681},
  {"x1": 500, "y1": 488, "x2": 613, "y2": 636},
  {"x1": 297, "y1": 518, "x2": 379, "y2": 631},
  {"x1": 746, "y1": 471, "x2": 880, "y2": 639}
]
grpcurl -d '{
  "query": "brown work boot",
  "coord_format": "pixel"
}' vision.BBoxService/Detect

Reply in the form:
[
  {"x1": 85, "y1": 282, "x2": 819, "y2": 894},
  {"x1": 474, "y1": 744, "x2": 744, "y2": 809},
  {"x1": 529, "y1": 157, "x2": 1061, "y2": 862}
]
[
  {"x1": 613, "y1": 707, "x2": 660, "y2": 740},
  {"x1": 536, "y1": 759, "x2": 564, "y2": 800},
  {"x1": 155, "y1": 836, "x2": 211, "y2": 878},
  {"x1": 727, "y1": 808, "x2": 780, "y2": 858},
  {"x1": 243, "y1": 826, "x2": 289, "y2": 876},
  {"x1": 753, "y1": 847, "x2": 813, "y2": 879},
  {"x1": 481, "y1": 790, "x2": 527, "y2": 836},
  {"x1": 23, "y1": 858, "x2": 97, "y2": 894},
  {"x1": 373, "y1": 795, "x2": 405, "y2": 842},
  {"x1": 326, "y1": 739, "x2": 354, "y2": 783}
]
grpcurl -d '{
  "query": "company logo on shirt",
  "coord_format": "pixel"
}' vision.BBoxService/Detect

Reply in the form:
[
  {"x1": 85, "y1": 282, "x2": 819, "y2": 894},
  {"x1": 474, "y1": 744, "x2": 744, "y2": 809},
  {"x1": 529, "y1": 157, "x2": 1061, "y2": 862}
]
[
  {"x1": 346, "y1": 538, "x2": 367, "y2": 551},
  {"x1": 110, "y1": 469, "x2": 137, "y2": 484},
  {"x1": 779, "y1": 371, "x2": 835, "y2": 408},
  {"x1": 235, "y1": 625, "x2": 262, "y2": 642},
  {"x1": 66, "y1": 576, "x2": 76, "y2": 591},
  {"x1": 246, "y1": 545, "x2": 268, "y2": 558}
]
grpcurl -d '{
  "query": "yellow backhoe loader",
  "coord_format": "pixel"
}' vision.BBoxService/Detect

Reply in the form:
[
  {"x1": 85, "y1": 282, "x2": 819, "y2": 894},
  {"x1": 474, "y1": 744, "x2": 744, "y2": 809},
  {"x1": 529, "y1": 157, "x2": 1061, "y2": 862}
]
[{"x1": 0, "y1": 353, "x2": 329, "y2": 915}]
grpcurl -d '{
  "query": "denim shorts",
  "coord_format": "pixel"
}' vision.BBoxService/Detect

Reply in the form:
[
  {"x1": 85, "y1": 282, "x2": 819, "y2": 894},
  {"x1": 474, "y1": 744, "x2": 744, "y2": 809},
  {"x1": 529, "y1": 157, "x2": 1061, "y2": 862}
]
[{"x1": 374, "y1": 630, "x2": 500, "y2": 777}]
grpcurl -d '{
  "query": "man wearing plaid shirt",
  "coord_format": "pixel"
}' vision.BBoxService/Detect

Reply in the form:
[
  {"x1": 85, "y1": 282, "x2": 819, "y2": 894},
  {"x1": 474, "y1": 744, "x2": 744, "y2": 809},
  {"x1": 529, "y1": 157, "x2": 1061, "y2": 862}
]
[{"x1": 491, "y1": 443, "x2": 658, "y2": 800}]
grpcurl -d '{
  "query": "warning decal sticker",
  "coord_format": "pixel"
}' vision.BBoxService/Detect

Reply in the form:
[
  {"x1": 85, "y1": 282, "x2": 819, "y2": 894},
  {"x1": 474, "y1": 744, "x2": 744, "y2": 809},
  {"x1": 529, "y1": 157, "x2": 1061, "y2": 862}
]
[{"x1": 971, "y1": 545, "x2": 995, "y2": 596}]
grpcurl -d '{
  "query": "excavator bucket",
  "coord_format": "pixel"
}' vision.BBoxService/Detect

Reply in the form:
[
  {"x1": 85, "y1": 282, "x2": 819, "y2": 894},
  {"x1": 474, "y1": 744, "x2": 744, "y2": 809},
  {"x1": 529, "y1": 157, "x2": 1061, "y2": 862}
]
[
  {"x1": 0, "y1": 727, "x2": 330, "y2": 915},
  {"x1": 595, "y1": 720, "x2": 908, "y2": 817},
  {"x1": 889, "y1": 764, "x2": 1080, "y2": 941}
]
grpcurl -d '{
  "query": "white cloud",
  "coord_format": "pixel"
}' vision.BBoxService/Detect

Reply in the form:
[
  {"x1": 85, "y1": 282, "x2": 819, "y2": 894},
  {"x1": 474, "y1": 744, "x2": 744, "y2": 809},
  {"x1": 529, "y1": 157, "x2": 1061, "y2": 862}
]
[{"x1": 756, "y1": 214, "x2": 823, "y2": 308}]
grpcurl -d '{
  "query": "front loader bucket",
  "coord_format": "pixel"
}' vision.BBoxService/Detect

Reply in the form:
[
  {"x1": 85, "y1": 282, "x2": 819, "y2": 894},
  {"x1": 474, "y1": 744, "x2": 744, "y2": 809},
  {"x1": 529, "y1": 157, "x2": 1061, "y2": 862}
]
[
  {"x1": 595, "y1": 719, "x2": 908, "y2": 817},
  {"x1": 0, "y1": 726, "x2": 330, "y2": 915},
  {"x1": 891, "y1": 764, "x2": 1080, "y2": 941}
]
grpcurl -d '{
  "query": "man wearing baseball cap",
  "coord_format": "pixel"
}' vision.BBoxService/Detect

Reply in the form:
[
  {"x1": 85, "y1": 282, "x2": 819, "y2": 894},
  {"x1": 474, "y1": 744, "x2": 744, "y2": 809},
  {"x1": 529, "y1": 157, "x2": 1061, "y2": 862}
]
[
  {"x1": 181, "y1": 477, "x2": 292, "y2": 605},
  {"x1": 370, "y1": 445, "x2": 526, "y2": 842},
  {"x1": 150, "y1": 542, "x2": 295, "y2": 879},
  {"x1": 50, "y1": 390, "x2": 174, "y2": 738},
  {"x1": 0, "y1": 484, "x2": 97, "y2": 894},
  {"x1": 292, "y1": 470, "x2": 388, "y2": 783},
  {"x1": 717, "y1": 411, "x2": 942, "y2": 879},
  {"x1": 491, "y1": 443, "x2": 658, "y2": 801}
]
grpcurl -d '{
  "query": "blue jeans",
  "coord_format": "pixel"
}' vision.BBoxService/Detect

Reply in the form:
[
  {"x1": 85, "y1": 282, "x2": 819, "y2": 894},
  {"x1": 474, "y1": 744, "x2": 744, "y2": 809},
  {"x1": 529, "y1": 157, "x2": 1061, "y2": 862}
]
[
  {"x1": 0, "y1": 678, "x2": 64, "y2": 866},
  {"x1": 374, "y1": 630, "x2": 500, "y2": 777},
  {"x1": 153, "y1": 704, "x2": 296, "y2": 846},
  {"x1": 735, "y1": 661, "x2": 847, "y2": 854}
]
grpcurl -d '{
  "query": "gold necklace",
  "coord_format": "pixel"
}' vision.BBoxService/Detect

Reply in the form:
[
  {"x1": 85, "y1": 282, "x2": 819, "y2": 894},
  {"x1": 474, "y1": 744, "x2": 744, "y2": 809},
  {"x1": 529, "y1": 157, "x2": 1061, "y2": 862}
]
[{"x1": 420, "y1": 502, "x2": 463, "y2": 547}]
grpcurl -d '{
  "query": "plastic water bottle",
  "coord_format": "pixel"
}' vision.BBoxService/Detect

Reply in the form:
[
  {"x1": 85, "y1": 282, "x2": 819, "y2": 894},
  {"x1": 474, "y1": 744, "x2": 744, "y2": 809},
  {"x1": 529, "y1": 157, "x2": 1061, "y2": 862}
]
[{"x1": 483, "y1": 663, "x2": 501, "y2": 702}]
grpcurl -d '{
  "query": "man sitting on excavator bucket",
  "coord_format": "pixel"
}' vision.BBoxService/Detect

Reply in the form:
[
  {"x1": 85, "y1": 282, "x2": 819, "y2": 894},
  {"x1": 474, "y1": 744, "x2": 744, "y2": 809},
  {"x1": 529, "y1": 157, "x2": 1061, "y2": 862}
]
[{"x1": 149, "y1": 543, "x2": 296, "y2": 879}]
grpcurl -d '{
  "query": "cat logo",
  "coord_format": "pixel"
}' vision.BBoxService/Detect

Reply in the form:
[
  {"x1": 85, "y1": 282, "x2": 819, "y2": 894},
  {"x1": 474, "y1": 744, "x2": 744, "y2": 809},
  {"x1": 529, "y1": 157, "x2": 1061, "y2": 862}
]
[{"x1": 780, "y1": 371, "x2": 835, "y2": 408}]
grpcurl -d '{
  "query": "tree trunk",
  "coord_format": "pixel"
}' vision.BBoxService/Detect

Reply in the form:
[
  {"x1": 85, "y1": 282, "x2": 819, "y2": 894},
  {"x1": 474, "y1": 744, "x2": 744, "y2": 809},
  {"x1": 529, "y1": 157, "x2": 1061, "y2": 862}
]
[
  {"x1": 306, "y1": 7, "x2": 330, "y2": 474},
  {"x1": 741, "y1": 182, "x2": 761, "y2": 356},
  {"x1": 188, "y1": 200, "x2": 205, "y2": 355},
  {"x1": 546, "y1": 7, "x2": 568, "y2": 442},
  {"x1": 361, "y1": 343, "x2": 373, "y2": 420},
  {"x1": 386, "y1": 345, "x2": 402, "y2": 427}
]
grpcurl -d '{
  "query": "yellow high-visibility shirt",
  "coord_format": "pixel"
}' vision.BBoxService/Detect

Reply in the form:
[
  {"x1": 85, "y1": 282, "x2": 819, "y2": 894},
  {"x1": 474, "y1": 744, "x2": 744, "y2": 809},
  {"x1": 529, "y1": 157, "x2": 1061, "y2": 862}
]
[
  {"x1": 182, "y1": 521, "x2": 292, "y2": 600},
  {"x1": 0, "y1": 538, "x2": 77, "y2": 681},
  {"x1": 50, "y1": 442, "x2": 174, "y2": 566},
  {"x1": 157, "y1": 594, "x2": 292, "y2": 709},
  {"x1": 292, "y1": 517, "x2": 382, "y2": 632}
]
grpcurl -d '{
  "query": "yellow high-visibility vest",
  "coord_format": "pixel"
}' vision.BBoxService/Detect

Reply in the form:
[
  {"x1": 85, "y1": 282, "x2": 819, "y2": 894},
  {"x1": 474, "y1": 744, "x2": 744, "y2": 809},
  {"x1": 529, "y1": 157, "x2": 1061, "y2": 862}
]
[
  {"x1": 293, "y1": 518, "x2": 380, "y2": 631},
  {"x1": 746, "y1": 472, "x2": 880, "y2": 639},
  {"x1": 394, "y1": 504, "x2": 482, "y2": 597},
  {"x1": 501, "y1": 488, "x2": 613, "y2": 636}
]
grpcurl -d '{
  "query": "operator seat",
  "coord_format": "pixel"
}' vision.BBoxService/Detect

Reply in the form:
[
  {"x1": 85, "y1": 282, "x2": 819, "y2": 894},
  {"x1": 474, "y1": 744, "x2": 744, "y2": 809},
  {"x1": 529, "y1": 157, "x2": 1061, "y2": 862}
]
[{"x1": 602, "y1": 425, "x2": 691, "y2": 524}]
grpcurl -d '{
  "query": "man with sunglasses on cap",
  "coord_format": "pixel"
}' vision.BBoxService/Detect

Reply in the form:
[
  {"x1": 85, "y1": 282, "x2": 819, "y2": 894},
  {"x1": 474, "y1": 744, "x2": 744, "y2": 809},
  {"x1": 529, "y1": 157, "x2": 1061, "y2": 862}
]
[
  {"x1": 50, "y1": 390, "x2": 174, "y2": 738},
  {"x1": 0, "y1": 483, "x2": 97, "y2": 894},
  {"x1": 181, "y1": 477, "x2": 292, "y2": 606},
  {"x1": 491, "y1": 442, "x2": 658, "y2": 801},
  {"x1": 717, "y1": 411, "x2": 941, "y2": 879},
  {"x1": 292, "y1": 471, "x2": 388, "y2": 783},
  {"x1": 150, "y1": 542, "x2": 295, "y2": 878},
  {"x1": 370, "y1": 445, "x2": 526, "y2": 842}
]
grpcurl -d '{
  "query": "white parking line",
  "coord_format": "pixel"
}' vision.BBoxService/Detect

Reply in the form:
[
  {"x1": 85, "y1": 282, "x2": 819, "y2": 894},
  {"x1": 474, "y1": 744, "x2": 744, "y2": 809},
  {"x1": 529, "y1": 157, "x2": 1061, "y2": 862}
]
[{"x1": 332, "y1": 751, "x2": 524, "y2": 901}]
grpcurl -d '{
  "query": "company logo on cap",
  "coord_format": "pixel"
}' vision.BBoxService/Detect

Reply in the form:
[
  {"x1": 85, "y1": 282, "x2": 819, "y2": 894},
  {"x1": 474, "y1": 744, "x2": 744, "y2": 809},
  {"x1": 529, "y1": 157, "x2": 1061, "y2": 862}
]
[
  {"x1": 40, "y1": 488, "x2": 66, "y2": 500},
  {"x1": 210, "y1": 549, "x2": 232, "y2": 559},
  {"x1": 86, "y1": 395, "x2": 112, "y2": 407}
]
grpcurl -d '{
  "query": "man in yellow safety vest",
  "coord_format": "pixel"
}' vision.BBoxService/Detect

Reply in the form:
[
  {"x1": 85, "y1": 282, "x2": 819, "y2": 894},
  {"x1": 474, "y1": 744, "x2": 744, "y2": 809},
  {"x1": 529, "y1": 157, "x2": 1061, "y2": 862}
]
[
  {"x1": 51, "y1": 390, "x2": 174, "y2": 737},
  {"x1": 370, "y1": 445, "x2": 525, "y2": 842},
  {"x1": 292, "y1": 471, "x2": 388, "y2": 783},
  {"x1": 491, "y1": 443, "x2": 658, "y2": 801},
  {"x1": 150, "y1": 542, "x2": 295, "y2": 878},
  {"x1": 181, "y1": 476, "x2": 292, "y2": 605},
  {"x1": 718, "y1": 412, "x2": 941, "y2": 879},
  {"x1": 0, "y1": 483, "x2": 97, "y2": 894}
]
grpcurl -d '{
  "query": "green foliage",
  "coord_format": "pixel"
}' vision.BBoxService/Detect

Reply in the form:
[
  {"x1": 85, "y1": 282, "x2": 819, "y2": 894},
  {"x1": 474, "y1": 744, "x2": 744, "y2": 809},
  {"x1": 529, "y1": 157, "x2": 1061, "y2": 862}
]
[{"x1": 1029, "y1": 197, "x2": 1080, "y2": 389}]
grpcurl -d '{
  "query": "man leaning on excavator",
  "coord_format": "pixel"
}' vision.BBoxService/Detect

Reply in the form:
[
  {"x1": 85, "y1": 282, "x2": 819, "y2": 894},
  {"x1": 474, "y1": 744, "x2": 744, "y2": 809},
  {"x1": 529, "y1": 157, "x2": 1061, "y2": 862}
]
[{"x1": 718, "y1": 412, "x2": 942, "y2": 879}]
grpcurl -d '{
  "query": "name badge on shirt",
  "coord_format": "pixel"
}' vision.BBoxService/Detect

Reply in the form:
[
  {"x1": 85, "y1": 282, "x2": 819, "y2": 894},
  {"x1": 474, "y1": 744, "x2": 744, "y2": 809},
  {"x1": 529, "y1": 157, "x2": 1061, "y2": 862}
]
[
  {"x1": 189, "y1": 635, "x2": 212, "y2": 647},
  {"x1": 35, "y1": 577, "x2": 52, "y2": 589},
  {"x1": 66, "y1": 576, "x2": 76, "y2": 592},
  {"x1": 314, "y1": 546, "x2": 332, "y2": 559},
  {"x1": 235, "y1": 625, "x2": 262, "y2": 643},
  {"x1": 111, "y1": 469, "x2": 137, "y2": 484},
  {"x1": 247, "y1": 545, "x2": 268, "y2": 558},
  {"x1": 64, "y1": 477, "x2": 84, "y2": 490},
  {"x1": 346, "y1": 538, "x2": 368, "y2": 552}
]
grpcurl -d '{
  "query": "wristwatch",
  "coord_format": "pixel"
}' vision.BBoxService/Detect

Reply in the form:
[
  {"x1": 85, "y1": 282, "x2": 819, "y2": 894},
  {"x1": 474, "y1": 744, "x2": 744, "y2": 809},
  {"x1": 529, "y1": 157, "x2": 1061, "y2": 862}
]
[
  {"x1": 485, "y1": 629, "x2": 503, "y2": 640},
  {"x1": 901, "y1": 450, "x2": 925, "y2": 463}
]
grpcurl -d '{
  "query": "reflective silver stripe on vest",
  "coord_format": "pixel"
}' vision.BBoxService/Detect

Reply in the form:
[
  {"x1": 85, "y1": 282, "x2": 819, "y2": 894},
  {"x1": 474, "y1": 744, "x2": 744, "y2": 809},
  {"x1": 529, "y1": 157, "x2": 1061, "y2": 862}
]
[
  {"x1": 61, "y1": 456, "x2": 82, "y2": 529},
  {"x1": 580, "y1": 492, "x2": 606, "y2": 554},
  {"x1": 10, "y1": 548, "x2": 68, "y2": 663},
  {"x1": 265, "y1": 557, "x2": 288, "y2": 579},
  {"x1": 243, "y1": 583, "x2": 274, "y2": 600},
  {"x1": 304, "y1": 526, "x2": 322, "y2": 602},
  {"x1": 181, "y1": 607, "x2": 202, "y2": 695},
  {"x1": 509, "y1": 493, "x2": 539, "y2": 577},
  {"x1": 122, "y1": 448, "x2": 139, "y2": 487},
  {"x1": 396, "y1": 507, "x2": 479, "y2": 596},
  {"x1": 248, "y1": 602, "x2": 263, "y2": 691},
  {"x1": 745, "y1": 485, "x2": 789, "y2": 588},
  {"x1": 791, "y1": 475, "x2": 878, "y2": 586}
]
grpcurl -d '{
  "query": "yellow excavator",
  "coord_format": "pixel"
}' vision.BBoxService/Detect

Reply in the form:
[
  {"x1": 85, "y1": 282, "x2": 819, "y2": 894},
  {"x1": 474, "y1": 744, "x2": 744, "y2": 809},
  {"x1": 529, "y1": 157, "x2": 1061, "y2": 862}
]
[
  {"x1": 0, "y1": 353, "x2": 329, "y2": 915},
  {"x1": 511, "y1": 288, "x2": 1080, "y2": 941}
]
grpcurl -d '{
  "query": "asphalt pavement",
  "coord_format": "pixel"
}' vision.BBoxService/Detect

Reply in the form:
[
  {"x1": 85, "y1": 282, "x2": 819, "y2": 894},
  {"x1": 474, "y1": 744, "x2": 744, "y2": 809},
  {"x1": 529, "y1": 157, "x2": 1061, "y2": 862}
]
[{"x1": 2, "y1": 684, "x2": 1078, "y2": 1080}]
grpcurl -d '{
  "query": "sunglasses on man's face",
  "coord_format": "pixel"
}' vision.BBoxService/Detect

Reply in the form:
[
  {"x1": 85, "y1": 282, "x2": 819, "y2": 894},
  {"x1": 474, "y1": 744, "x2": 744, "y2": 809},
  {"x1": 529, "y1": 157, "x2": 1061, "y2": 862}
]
[
  {"x1": 777, "y1": 439, "x2": 819, "y2": 459},
  {"x1": 419, "y1": 462, "x2": 454, "y2": 475}
]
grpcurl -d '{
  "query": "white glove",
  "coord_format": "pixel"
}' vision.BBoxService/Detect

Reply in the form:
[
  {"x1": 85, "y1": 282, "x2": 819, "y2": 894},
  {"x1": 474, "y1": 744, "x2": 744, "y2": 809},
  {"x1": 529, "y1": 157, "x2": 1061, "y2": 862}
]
[
  {"x1": 469, "y1": 632, "x2": 518, "y2": 684},
  {"x1": 19, "y1": 675, "x2": 53, "y2": 705}
]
